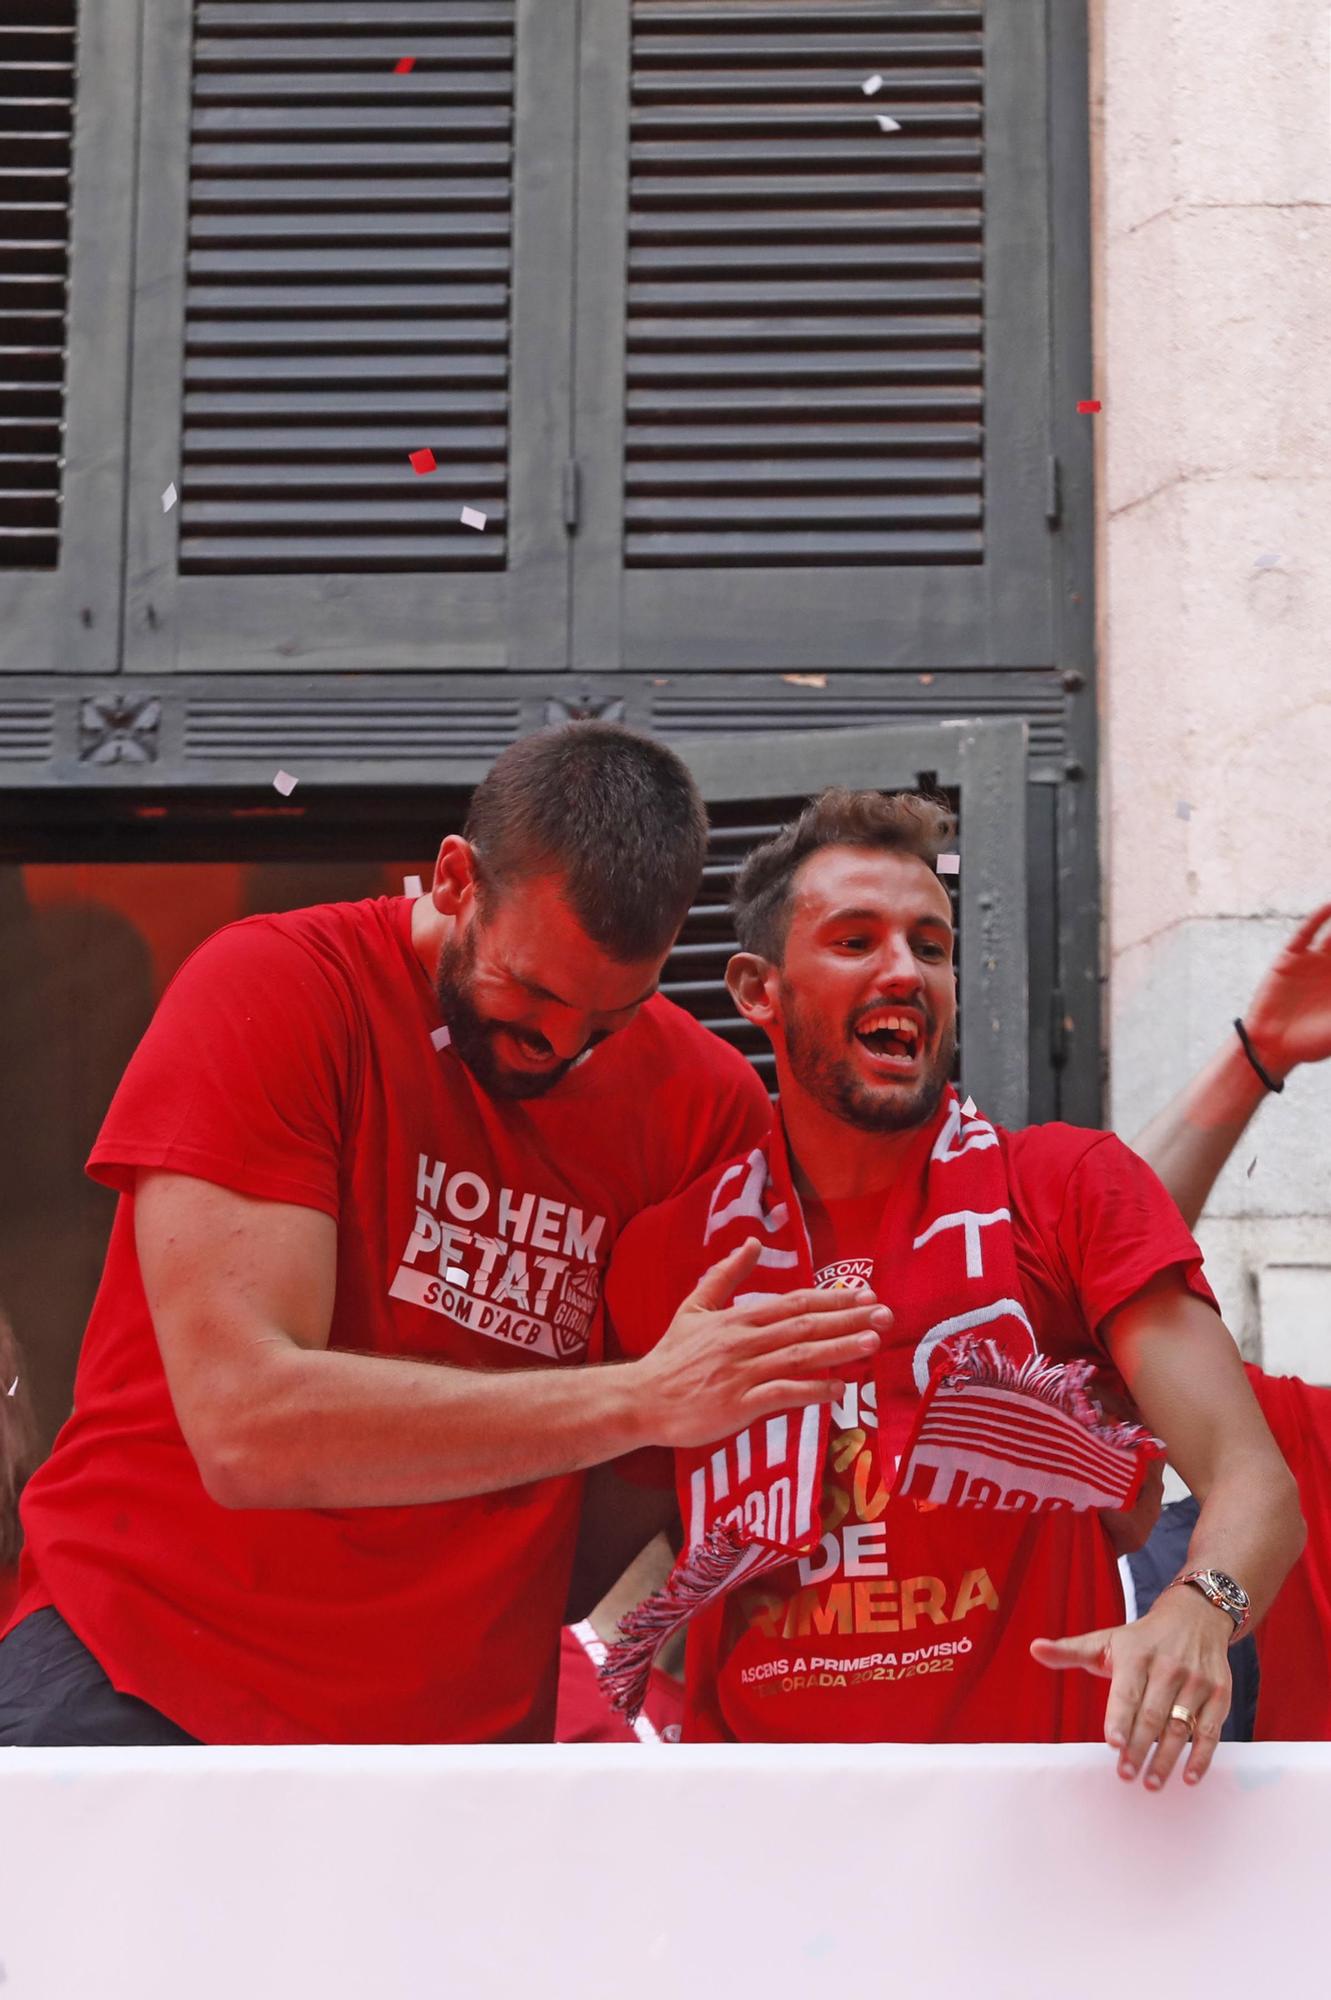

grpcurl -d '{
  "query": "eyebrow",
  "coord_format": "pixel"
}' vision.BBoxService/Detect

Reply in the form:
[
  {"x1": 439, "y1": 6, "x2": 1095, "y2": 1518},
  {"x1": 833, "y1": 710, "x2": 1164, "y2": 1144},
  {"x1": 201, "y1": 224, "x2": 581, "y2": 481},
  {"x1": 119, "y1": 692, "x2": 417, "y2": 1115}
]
[
  {"x1": 516, "y1": 974, "x2": 660, "y2": 1010},
  {"x1": 821, "y1": 906, "x2": 954, "y2": 937}
]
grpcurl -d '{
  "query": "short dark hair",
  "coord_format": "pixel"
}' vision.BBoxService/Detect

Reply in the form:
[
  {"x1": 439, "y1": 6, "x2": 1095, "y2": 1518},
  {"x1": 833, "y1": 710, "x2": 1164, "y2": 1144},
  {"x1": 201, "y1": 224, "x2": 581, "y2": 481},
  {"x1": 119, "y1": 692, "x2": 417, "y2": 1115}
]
[
  {"x1": 463, "y1": 722, "x2": 708, "y2": 962},
  {"x1": 731, "y1": 787, "x2": 955, "y2": 964}
]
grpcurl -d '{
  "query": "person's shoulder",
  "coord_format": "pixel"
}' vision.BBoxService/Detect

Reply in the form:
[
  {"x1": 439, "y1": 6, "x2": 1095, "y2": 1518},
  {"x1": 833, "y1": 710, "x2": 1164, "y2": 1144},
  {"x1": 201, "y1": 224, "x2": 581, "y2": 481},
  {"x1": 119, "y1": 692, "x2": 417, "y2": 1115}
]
[
  {"x1": 997, "y1": 1119, "x2": 1118, "y2": 1176},
  {"x1": 615, "y1": 1133, "x2": 760, "y2": 1262},
  {"x1": 630, "y1": 996, "x2": 763, "y2": 1090},
  {"x1": 255, "y1": 895, "x2": 400, "y2": 958},
  {"x1": 184, "y1": 898, "x2": 396, "y2": 982}
]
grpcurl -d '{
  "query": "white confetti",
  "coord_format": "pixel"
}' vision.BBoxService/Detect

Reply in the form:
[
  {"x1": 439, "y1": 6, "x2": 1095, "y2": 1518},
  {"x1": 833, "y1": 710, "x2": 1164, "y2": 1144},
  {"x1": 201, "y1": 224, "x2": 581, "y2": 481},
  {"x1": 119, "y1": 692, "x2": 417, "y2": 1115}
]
[
  {"x1": 782, "y1": 672, "x2": 827, "y2": 688},
  {"x1": 430, "y1": 1025, "x2": 451, "y2": 1051},
  {"x1": 460, "y1": 506, "x2": 487, "y2": 531},
  {"x1": 5, "y1": 1377, "x2": 16, "y2": 1398},
  {"x1": 161, "y1": 483, "x2": 178, "y2": 513},
  {"x1": 272, "y1": 769, "x2": 298, "y2": 797},
  {"x1": 403, "y1": 873, "x2": 424, "y2": 898},
  {"x1": 876, "y1": 115, "x2": 902, "y2": 133},
  {"x1": 862, "y1": 74, "x2": 884, "y2": 96},
  {"x1": 1253, "y1": 552, "x2": 1281, "y2": 570},
  {"x1": 1175, "y1": 800, "x2": 1192, "y2": 821},
  {"x1": 936, "y1": 853, "x2": 960, "y2": 875},
  {"x1": 445, "y1": 1266, "x2": 469, "y2": 1287},
  {"x1": 961, "y1": 1096, "x2": 977, "y2": 1118}
]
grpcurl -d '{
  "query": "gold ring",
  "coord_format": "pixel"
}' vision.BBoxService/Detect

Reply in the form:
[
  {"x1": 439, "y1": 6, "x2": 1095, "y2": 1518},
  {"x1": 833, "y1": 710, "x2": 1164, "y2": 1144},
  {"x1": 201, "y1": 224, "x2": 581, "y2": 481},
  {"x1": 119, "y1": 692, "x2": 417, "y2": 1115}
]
[{"x1": 1169, "y1": 1703, "x2": 1196, "y2": 1736}]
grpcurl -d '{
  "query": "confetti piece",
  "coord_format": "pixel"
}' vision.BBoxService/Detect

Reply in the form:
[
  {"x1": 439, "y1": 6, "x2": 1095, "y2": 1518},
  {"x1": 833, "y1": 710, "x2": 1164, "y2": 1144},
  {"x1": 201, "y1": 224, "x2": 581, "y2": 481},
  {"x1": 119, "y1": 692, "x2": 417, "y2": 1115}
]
[
  {"x1": 1246, "y1": 1158, "x2": 1258, "y2": 1179},
  {"x1": 1175, "y1": 800, "x2": 1192, "y2": 821},
  {"x1": 862, "y1": 74, "x2": 884, "y2": 96},
  {"x1": 1253, "y1": 552, "x2": 1281, "y2": 570},
  {"x1": 5, "y1": 1377, "x2": 16, "y2": 1397},
  {"x1": 430, "y1": 1025, "x2": 451, "y2": 1051},
  {"x1": 272, "y1": 769, "x2": 298, "y2": 797},
  {"x1": 403, "y1": 873, "x2": 424, "y2": 898},
  {"x1": 409, "y1": 447, "x2": 437, "y2": 475},
  {"x1": 161, "y1": 482, "x2": 177, "y2": 512},
  {"x1": 961, "y1": 1096, "x2": 978, "y2": 1118},
  {"x1": 445, "y1": 1266, "x2": 469, "y2": 1287},
  {"x1": 918, "y1": 672, "x2": 934, "y2": 685},
  {"x1": 876, "y1": 115, "x2": 902, "y2": 133},
  {"x1": 936, "y1": 853, "x2": 960, "y2": 875},
  {"x1": 394, "y1": 56, "x2": 415, "y2": 74},
  {"x1": 782, "y1": 672, "x2": 827, "y2": 688},
  {"x1": 460, "y1": 505, "x2": 487, "y2": 531},
  {"x1": 1077, "y1": 399, "x2": 1102, "y2": 414}
]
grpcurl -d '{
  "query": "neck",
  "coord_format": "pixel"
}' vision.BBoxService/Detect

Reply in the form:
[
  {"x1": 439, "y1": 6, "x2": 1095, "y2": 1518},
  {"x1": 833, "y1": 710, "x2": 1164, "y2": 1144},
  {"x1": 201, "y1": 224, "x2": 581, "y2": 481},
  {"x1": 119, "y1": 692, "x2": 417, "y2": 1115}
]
[
  {"x1": 410, "y1": 896, "x2": 450, "y2": 982},
  {"x1": 779, "y1": 1088, "x2": 924, "y2": 1203}
]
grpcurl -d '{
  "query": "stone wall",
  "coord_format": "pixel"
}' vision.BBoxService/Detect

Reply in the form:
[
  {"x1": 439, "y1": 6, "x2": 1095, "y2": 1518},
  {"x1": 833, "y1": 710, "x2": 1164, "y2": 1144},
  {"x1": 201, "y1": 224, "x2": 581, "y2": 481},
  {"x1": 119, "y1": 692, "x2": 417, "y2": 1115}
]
[{"x1": 1092, "y1": 0, "x2": 1331, "y2": 1371}]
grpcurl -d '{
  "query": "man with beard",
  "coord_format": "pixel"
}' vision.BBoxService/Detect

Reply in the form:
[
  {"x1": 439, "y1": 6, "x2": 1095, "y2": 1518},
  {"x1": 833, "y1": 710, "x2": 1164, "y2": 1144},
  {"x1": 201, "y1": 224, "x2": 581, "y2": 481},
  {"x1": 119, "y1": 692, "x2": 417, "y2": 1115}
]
[
  {"x1": 0, "y1": 725, "x2": 889, "y2": 1746},
  {"x1": 605, "y1": 788, "x2": 1303, "y2": 1788}
]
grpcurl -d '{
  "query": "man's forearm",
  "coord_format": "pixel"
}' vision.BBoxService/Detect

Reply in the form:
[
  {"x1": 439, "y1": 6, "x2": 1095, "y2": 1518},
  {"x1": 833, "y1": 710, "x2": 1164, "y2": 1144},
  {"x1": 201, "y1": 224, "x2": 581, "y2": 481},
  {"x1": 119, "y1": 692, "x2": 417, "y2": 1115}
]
[
  {"x1": 1176, "y1": 1449, "x2": 1306, "y2": 1628},
  {"x1": 211, "y1": 1343, "x2": 648, "y2": 1510},
  {"x1": 1132, "y1": 1036, "x2": 1273, "y2": 1230}
]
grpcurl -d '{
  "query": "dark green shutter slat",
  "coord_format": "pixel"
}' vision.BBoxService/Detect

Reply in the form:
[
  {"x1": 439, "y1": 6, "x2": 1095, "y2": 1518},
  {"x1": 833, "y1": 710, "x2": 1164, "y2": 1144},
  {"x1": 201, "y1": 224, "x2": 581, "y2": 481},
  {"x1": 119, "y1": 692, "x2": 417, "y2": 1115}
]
[
  {"x1": 625, "y1": 2, "x2": 984, "y2": 571},
  {"x1": 179, "y1": 0, "x2": 515, "y2": 576},
  {"x1": 0, "y1": 11, "x2": 75, "y2": 571}
]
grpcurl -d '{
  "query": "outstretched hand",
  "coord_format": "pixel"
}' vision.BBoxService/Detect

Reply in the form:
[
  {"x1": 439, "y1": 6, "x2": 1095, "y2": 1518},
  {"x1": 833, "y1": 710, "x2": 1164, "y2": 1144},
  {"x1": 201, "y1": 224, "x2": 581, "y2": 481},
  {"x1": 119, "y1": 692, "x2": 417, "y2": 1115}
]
[
  {"x1": 1031, "y1": 1586, "x2": 1232, "y2": 1790},
  {"x1": 1243, "y1": 902, "x2": 1331, "y2": 1079}
]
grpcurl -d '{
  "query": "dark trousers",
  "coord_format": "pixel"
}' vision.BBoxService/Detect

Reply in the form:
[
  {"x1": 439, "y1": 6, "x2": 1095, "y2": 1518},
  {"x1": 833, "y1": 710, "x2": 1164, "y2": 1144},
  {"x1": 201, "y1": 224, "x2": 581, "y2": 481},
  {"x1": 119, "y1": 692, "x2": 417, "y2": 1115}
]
[{"x1": 0, "y1": 1606, "x2": 199, "y2": 1746}]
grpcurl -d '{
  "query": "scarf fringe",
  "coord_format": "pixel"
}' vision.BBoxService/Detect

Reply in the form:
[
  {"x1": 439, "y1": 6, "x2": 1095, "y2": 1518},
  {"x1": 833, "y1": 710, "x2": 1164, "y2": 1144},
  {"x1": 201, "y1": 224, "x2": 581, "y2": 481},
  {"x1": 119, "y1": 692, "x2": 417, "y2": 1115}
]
[
  {"x1": 598, "y1": 1520, "x2": 752, "y2": 1722},
  {"x1": 940, "y1": 1335, "x2": 1164, "y2": 1457}
]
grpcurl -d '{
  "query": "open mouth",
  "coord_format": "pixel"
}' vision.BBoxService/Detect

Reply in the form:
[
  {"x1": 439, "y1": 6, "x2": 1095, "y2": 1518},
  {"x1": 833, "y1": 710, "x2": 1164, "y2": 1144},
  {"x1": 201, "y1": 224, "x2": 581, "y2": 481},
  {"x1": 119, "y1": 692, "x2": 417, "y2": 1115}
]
[
  {"x1": 501, "y1": 1030, "x2": 560, "y2": 1070},
  {"x1": 853, "y1": 1008, "x2": 924, "y2": 1073}
]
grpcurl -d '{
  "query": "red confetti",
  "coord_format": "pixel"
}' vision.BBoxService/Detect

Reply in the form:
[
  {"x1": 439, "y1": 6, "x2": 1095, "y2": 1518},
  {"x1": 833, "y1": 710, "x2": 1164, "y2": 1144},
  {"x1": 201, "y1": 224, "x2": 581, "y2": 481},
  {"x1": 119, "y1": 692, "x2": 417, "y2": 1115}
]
[
  {"x1": 394, "y1": 56, "x2": 415, "y2": 74},
  {"x1": 1077, "y1": 399, "x2": 1102, "y2": 414},
  {"x1": 409, "y1": 447, "x2": 437, "y2": 475}
]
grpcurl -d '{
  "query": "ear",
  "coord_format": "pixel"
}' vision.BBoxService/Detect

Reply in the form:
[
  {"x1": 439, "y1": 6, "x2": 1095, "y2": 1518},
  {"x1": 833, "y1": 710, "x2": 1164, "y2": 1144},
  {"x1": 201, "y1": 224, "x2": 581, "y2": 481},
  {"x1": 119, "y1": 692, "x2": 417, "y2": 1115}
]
[
  {"x1": 726, "y1": 951, "x2": 780, "y2": 1028},
  {"x1": 432, "y1": 835, "x2": 481, "y2": 918}
]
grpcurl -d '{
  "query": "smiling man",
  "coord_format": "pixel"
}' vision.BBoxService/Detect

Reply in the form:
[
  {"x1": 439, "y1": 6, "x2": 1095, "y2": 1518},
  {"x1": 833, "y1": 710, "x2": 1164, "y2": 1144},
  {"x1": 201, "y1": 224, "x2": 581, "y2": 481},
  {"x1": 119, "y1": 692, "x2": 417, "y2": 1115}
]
[
  {"x1": 0, "y1": 725, "x2": 891, "y2": 1747},
  {"x1": 606, "y1": 787, "x2": 1303, "y2": 1788}
]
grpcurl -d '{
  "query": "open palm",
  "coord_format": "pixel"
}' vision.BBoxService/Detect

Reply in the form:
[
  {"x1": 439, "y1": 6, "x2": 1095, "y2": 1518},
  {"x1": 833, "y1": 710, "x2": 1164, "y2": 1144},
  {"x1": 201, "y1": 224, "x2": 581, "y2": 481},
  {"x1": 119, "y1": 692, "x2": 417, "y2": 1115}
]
[{"x1": 1245, "y1": 904, "x2": 1331, "y2": 1075}]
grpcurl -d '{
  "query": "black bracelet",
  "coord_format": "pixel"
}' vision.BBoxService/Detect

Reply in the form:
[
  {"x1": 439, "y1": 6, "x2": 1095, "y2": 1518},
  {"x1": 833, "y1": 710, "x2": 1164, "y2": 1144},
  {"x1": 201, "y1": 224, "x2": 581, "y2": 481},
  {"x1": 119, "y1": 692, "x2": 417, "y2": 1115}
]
[{"x1": 1234, "y1": 1018, "x2": 1285, "y2": 1094}]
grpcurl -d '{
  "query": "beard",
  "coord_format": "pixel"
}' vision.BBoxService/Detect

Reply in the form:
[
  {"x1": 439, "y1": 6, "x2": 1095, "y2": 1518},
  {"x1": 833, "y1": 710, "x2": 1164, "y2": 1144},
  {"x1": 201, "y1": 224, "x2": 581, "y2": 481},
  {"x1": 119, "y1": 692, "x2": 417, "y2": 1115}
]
[
  {"x1": 433, "y1": 926, "x2": 578, "y2": 1101},
  {"x1": 780, "y1": 982, "x2": 958, "y2": 1134}
]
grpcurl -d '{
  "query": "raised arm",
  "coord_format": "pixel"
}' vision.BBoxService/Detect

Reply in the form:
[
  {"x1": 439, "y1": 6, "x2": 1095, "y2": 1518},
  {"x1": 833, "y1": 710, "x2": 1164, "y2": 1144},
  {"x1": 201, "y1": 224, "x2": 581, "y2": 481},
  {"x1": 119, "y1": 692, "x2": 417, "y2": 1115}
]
[
  {"x1": 1132, "y1": 903, "x2": 1331, "y2": 1228},
  {"x1": 135, "y1": 1171, "x2": 891, "y2": 1510}
]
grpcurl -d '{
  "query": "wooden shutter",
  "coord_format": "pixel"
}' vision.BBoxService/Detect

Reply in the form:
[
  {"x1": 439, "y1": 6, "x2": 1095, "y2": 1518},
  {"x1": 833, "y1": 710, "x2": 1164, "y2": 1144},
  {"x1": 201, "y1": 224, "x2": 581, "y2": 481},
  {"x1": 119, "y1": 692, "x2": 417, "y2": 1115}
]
[
  {"x1": 122, "y1": 0, "x2": 578, "y2": 675},
  {"x1": 0, "y1": 5, "x2": 74, "y2": 575},
  {"x1": 571, "y1": 0, "x2": 1056, "y2": 674},
  {"x1": 669, "y1": 720, "x2": 1029, "y2": 1125},
  {"x1": 0, "y1": 0, "x2": 137, "y2": 679}
]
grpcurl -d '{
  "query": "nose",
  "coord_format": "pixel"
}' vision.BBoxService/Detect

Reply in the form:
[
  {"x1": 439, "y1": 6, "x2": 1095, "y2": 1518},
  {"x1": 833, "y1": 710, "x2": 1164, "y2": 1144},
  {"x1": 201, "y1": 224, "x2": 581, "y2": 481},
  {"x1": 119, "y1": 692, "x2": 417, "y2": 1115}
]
[
  {"x1": 537, "y1": 1011, "x2": 595, "y2": 1062},
  {"x1": 874, "y1": 932, "x2": 923, "y2": 988}
]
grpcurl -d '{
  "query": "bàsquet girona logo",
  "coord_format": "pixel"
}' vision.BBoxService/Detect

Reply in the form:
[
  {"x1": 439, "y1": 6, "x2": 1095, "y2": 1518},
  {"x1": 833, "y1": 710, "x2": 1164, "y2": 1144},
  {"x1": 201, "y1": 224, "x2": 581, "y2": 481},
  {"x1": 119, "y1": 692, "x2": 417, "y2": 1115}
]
[{"x1": 388, "y1": 1153, "x2": 607, "y2": 1361}]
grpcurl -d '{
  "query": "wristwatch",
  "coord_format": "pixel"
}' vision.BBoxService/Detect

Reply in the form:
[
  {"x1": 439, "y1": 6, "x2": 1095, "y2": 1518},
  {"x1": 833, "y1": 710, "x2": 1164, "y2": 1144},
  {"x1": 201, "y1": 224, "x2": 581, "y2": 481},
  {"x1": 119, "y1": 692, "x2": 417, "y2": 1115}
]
[{"x1": 1170, "y1": 1568, "x2": 1252, "y2": 1640}]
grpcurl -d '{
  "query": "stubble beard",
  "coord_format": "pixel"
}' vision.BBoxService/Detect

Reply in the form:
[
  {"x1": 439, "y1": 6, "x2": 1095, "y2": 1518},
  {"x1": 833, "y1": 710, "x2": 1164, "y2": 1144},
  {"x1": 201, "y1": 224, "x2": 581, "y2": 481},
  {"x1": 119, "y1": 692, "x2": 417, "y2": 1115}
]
[
  {"x1": 780, "y1": 984, "x2": 958, "y2": 1135},
  {"x1": 433, "y1": 927, "x2": 575, "y2": 1101}
]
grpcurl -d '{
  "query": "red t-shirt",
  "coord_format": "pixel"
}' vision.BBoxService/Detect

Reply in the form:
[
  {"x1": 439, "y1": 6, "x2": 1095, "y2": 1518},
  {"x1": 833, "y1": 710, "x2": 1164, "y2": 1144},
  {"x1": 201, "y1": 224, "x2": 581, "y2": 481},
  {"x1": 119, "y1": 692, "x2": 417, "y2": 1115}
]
[
  {"x1": 607, "y1": 1125, "x2": 1218, "y2": 1744},
  {"x1": 555, "y1": 1622, "x2": 685, "y2": 1744},
  {"x1": 1247, "y1": 1364, "x2": 1331, "y2": 1740},
  {"x1": 5, "y1": 898, "x2": 771, "y2": 1745}
]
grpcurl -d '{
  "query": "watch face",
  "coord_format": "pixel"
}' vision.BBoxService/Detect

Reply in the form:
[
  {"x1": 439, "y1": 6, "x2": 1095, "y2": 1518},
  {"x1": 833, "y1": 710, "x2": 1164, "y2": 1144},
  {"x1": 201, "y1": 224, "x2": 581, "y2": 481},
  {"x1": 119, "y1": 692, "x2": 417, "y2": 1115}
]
[{"x1": 1211, "y1": 1570, "x2": 1250, "y2": 1609}]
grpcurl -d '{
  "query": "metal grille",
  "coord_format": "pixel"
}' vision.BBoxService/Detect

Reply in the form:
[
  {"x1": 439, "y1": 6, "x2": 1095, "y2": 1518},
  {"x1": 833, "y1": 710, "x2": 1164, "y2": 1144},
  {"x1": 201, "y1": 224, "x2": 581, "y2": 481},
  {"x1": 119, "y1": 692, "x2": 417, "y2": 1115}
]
[
  {"x1": 180, "y1": 0, "x2": 515, "y2": 574},
  {"x1": 0, "y1": 4, "x2": 75, "y2": 571},
  {"x1": 625, "y1": 1, "x2": 984, "y2": 568},
  {"x1": 662, "y1": 788, "x2": 962, "y2": 1090}
]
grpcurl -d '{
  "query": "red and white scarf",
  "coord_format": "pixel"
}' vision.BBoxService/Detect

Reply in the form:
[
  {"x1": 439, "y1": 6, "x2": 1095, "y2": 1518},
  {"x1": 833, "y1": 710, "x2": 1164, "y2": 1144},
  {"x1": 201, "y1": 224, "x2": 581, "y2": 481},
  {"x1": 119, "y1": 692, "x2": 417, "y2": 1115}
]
[{"x1": 602, "y1": 1086, "x2": 1163, "y2": 1719}]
